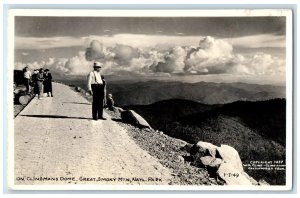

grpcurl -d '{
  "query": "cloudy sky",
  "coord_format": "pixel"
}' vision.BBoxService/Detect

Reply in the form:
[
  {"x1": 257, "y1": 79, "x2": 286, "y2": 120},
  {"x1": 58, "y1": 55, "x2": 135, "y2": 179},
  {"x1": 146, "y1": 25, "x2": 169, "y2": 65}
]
[{"x1": 14, "y1": 16, "x2": 286, "y2": 84}]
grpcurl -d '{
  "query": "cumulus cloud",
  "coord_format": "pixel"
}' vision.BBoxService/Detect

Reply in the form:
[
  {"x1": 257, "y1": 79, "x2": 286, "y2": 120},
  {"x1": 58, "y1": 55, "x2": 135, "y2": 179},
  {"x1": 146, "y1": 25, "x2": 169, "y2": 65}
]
[
  {"x1": 184, "y1": 36, "x2": 234, "y2": 74},
  {"x1": 64, "y1": 51, "x2": 91, "y2": 75},
  {"x1": 85, "y1": 41, "x2": 162, "y2": 74},
  {"x1": 238, "y1": 53, "x2": 285, "y2": 75},
  {"x1": 15, "y1": 51, "x2": 92, "y2": 75},
  {"x1": 113, "y1": 44, "x2": 140, "y2": 65},
  {"x1": 151, "y1": 46, "x2": 187, "y2": 73},
  {"x1": 85, "y1": 40, "x2": 106, "y2": 61}
]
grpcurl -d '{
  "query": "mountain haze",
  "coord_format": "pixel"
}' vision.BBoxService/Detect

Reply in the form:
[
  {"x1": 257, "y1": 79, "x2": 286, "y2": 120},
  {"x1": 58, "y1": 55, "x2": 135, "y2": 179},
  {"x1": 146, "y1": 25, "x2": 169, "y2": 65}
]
[{"x1": 57, "y1": 78, "x2": 285, "y2": 106}]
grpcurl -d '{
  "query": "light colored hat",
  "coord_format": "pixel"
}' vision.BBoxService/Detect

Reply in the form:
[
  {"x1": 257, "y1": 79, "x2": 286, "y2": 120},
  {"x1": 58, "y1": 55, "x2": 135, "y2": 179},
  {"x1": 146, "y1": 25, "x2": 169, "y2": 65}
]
[{"x1": 93, "y1": 62, "x2": 102, "y2": 68}]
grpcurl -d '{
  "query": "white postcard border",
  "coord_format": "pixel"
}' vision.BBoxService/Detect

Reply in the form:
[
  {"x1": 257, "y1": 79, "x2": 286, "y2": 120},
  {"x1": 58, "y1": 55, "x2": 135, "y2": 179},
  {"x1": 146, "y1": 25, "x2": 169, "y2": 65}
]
[{"x1": 7, "y1": 9, "x2": 294, "y2": 191}]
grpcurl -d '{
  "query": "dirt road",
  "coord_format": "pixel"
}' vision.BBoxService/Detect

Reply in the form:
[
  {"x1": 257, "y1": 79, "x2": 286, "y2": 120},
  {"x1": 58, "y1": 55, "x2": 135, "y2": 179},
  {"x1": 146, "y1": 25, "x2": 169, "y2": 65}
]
[{"x1": 14, "y1": 83, "x2": 171, "y2": 185}]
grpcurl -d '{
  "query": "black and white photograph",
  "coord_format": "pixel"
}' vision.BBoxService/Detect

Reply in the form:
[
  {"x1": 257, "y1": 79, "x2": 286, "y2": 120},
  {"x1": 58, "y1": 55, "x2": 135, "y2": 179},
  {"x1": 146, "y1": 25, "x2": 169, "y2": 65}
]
[{"x1": 7, "y1": 9, "x2": 293, "y2": 190}]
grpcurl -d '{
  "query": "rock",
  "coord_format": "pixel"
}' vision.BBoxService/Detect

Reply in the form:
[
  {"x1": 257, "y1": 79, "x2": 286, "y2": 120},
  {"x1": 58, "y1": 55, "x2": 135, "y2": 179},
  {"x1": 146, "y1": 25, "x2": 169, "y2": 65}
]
[
  {"x1": 75, "y1": 86, "x2": 81, "y2": 92},
  {"x1": 114, "y1": 107, "x2": 124, "y2": 114},
  {"x1": 191, "y1": 141, "x2": 218, "y2": 157},
  {"x1": 19, "y1": 95, "x2": 31, "y2": 105},
  {"x1": 200, "y1": 156, "x2": 215, "y2": 166},
  {"x1": 177, "y1": 139, "x2": 188, "y2": 147},
  {"x1": 121, "y1": 110, "x2": 151, "y2": 128},
  {"x1": 258, "y1": 179, "x2": 270, "y2": 186},
  {"x1": 14, "y1": 89, "x2": 22, "y2": 95},
  {"x1": 190, "y1": 141, "x2": 218, "y2": 168},
  {"x1": 159, "y1": 131, "x2": 164, "y2": 135},
  {"x1": 190, "y1": 145, "x2": 207, "y2": 166},
  {"x1": 190, "y1": 141, "x2": 257, "y2": 185},
  {"x1": 209, "y1": 158, "x2": 223, "y2": 168},
  {"x1": 216, "y1": 144, "x2": 243, "y2": 172},
  {"x1": 217, "y1": 163, "x2": 253, "y2": 185},
  {"x1": 243, "y1": 172, "x2": 258, "y2": 185},
  {"x1": 180, "y1": 143, "x2": 193, "y2": 153},
  {"x1": 206, "y1": 158, "x2": 224, "y2": 177},
  {"x1": 143, "y1": 128, "x2": 151, "y2": 132},
  {"x1": 177, "y1": 155, "x2": 185, "y2": 163}
]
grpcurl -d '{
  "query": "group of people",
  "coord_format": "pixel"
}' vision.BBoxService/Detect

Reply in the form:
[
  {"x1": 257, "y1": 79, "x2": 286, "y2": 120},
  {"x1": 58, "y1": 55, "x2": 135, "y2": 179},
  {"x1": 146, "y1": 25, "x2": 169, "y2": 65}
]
[
  {"x1": 23, "y1": 66, "x2": 53, "y2": 99},
  {"x1": 24, "y1": 62, "x2": 114, "y2": 120}
]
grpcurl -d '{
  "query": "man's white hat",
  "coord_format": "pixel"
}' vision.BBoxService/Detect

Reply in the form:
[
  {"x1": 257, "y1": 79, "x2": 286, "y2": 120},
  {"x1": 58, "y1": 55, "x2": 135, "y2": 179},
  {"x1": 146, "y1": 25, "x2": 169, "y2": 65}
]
[{"x1": 93, "y1": 61, "x2": 102, "y2": 68}]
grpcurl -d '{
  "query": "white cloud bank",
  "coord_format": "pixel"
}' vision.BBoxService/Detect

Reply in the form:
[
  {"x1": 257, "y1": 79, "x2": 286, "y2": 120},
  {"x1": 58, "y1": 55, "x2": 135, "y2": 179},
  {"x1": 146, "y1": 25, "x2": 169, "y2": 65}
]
[{"x1": 15, "y1": 36, "x2": 286, "y2": 83}]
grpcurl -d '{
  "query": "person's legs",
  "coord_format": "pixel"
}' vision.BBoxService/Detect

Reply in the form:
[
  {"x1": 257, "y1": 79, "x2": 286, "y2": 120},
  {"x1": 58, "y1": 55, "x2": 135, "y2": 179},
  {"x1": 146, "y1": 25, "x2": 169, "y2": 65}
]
[
  {"x1": 97, "y1": 85, "x2": 105, "y2": 119},
  {"x1": 50, "y1": 83, "x2": 53, "y2": 97},
  {"x1": 97, "y1": 95, "x2": 104, "y2": 119},
  {"x1": 25, "y1": 79, "x2": 30, "y2": 93},
  {"x1": 38, "y1": 82, "x2": 43, "y2": 99},
  {"x1": 92, "y1": 100, "x2": 97, "y2": 120},
  {"x1": 91, "y1": 85, "x2": 98, "y2": 120},
  {"x1": 34, "y1": 83, "x2": 38, "y2": 97},
  {"x1": 91, "y1": 85, "x2": 106, "y2": 120}
]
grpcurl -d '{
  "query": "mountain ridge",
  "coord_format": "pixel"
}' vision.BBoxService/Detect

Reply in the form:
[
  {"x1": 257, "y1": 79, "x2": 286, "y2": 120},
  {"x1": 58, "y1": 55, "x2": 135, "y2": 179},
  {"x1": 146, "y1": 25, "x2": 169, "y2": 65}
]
[{"x1": 56, "y1": 78, "x2": 285, "y2": 106}]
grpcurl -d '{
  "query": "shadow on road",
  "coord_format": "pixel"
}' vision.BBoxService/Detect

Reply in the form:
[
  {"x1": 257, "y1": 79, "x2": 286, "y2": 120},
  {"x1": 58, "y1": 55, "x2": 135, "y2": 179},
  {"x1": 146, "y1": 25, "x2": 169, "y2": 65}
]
[
  {"x1": 21, "y1": 114, "x2": 91, "y2": 120},
  {"x1": 63, "y1": 102, "x2": 91, "y2": 105}
]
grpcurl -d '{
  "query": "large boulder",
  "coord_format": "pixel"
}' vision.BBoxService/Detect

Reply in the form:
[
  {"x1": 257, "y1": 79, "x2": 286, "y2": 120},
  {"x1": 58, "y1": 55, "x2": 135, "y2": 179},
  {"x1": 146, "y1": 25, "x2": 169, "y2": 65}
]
[
  {"x1": 113, "y1": 107, "x2": 124, "y2": 114},
  {"x1": 197, "y1": 141, "x2": 218, "y2": 157},
  {"x1": 121, "y1": 110, "x2": 151, "y2": 129},
  {"x1": 190, "y1": 141, "x2": 259, "y2": 185},
  {"x1": 217, "y1": 144, "x2": 243, "y2": 172},
  {"x1": 217, "y1": 163, "x2": 253, "y2": 185},
  {"x1": 190, "y1": 141, "x2": 219, "y2": 167}
]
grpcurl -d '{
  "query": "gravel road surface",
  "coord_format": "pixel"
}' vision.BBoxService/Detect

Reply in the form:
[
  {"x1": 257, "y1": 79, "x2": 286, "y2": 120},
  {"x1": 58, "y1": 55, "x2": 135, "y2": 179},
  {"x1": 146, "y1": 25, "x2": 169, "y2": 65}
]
[{"x1": 14, "y1": 83, "x2": 171, "y2": 185}]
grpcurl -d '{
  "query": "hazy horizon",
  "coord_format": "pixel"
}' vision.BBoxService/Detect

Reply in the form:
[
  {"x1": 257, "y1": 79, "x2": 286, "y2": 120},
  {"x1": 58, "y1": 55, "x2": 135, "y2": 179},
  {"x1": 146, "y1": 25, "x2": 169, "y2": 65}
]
[{"x1": 52, "y1": 73, "x2": 286, "y2": 87}]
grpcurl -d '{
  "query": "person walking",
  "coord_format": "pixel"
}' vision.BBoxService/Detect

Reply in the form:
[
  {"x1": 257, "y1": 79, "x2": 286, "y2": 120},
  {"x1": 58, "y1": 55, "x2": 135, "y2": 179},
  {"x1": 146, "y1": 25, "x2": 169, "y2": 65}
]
[
  {"x1": 23, "y1": 66, "x2": 31, "y2": 94},
  {"x1": 87, "y1": 62, "x2": 107, "y2": 120},
  {"x1": 37, "y1": 68, "x2": 45, "y2": 99},
  {"x1": 43, "y1": 69, "x2": 53, "y2": 97}
]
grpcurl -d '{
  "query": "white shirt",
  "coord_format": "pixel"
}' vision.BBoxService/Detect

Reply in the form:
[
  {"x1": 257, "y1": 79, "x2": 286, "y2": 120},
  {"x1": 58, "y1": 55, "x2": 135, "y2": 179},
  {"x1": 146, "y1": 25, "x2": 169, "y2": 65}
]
[
  {"x1": 24, "y1": 71, "x2": 31, "y2": 79},
  {"x1": 87, "y1": 70, "x2": 103, "y2": 91}
]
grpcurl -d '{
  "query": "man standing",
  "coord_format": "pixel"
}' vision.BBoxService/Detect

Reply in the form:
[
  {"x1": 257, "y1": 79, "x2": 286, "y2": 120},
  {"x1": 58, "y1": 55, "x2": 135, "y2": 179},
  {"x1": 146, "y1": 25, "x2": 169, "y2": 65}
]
[
  {"x1": 23, "y1": 66, "x2": 31, "y2": 94},
  {"x1": 87, "y1": 62, "x2": 107, "y2": 121}
]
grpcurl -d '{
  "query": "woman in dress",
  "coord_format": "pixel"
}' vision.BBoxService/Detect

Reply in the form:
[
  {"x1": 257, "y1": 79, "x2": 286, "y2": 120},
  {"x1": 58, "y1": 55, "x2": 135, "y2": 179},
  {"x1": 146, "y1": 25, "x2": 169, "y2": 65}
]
[
  {"x1": 31, "y1": 69, "x2": 39, "y2": 96},
  {"x1": 43, "y1": 69, "x2": 53, "y2": 97}
]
